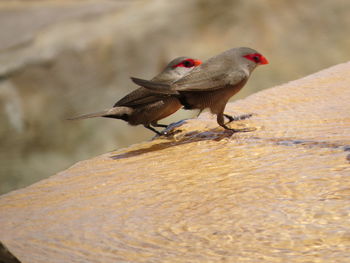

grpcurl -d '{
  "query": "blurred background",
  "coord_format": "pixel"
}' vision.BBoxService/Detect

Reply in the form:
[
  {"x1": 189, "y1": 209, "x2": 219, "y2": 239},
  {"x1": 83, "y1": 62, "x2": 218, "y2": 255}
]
[{"x1": 0, "y1": 0, "x2": 349, "y2": 194}]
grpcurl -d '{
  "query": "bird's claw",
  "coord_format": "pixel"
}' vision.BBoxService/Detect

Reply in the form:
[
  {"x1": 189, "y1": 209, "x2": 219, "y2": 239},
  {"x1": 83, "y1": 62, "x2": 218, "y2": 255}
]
[
  {"x1": 225, "y1": 113, "x2": 254, "y2": 123},
  {"x1": 160, "y1": 128, "x2": 182, "y2": 137}
]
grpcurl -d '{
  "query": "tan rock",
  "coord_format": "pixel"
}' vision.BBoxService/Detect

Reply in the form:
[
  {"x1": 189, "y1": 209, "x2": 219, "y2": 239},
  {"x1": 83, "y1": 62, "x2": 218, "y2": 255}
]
[{"x1": 1, "y1": 62, "x2": 349, "y2": 262}]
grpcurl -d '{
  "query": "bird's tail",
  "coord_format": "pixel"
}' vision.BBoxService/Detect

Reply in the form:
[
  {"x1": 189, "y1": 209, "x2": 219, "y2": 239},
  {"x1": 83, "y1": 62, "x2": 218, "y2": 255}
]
[
  {"x1": 67, "y1": 110, "x2": 111, "y2": 120},
  {"x1": 130, "y1": 77, "x2": 178, "y2": 95},
  {"x1": 68, "y1": 107, "x2": 132, "y2": 121}
]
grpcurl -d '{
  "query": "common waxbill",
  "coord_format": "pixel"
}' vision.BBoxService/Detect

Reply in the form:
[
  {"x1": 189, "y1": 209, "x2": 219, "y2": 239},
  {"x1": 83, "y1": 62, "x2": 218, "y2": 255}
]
[
  {"x1": 69, "y1": 57, "x2": 202, "y2": 135},
  {"x1": 131, "y1": 47, "x2": 268, "y2": 132}
]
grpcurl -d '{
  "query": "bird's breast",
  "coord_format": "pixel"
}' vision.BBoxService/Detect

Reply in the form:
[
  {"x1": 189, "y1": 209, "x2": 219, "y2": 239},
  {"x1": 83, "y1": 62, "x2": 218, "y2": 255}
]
[{"x1": 181, "y1": 80, "x2": 247, "y2": 113}]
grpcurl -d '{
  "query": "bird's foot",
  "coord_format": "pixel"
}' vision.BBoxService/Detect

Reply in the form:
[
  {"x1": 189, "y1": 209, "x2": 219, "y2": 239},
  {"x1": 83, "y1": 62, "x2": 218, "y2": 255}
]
[
  {"x1": 157, "y1": 120, "x2": 188, "y2": 137},
  {"x1": 153, "y1": 123, "x2": 168, "y2": 128},
  {"x1": 224, "y1": 113, "x2": 254, "y2": 123},
  {"x1": 144, "y1": 124, "x2": 163, "y2": 136},
  {"x1": 159, "y1": 128, "x2": 182, "y2": 137}
]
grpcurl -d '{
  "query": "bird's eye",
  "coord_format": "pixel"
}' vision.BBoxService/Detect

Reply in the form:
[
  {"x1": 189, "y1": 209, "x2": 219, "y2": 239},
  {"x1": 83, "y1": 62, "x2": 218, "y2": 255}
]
[
  {"x1": 182, "y1": 60, "x2": 194, "y2": 67},
  {"x1": 172, "y1": 58, "x2": 201, "y2": 69},
  {"x1": 243, "y1": 53, "x2": 268, "y2": 65},
  {"x1": 253, "y1": 55, "x2": 260, "y2": 63}
]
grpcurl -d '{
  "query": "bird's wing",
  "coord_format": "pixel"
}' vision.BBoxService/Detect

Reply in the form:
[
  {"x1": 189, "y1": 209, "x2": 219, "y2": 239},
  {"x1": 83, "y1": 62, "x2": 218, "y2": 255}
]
[
  {"x1": 173, "y1": 69, "x2": 248, "y2": 92},
  {"x1": 131, "y1": 69, "x2": 248, "y2": 93},
  {"x1": 114, "y1": 88, "x2": 168, "y2": 107},
  {"x1": 130, "y1": 77, "x2": 179, "y2": 95}
]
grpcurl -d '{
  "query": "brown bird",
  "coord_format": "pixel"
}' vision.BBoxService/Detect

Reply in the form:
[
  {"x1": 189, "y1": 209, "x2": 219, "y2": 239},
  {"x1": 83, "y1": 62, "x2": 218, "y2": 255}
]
[
  {"x1": 69, "y1": 57, "x2": 202, "y2": 135},
  {"x1": 131, "y1": 47, "x2": 268, "y2": 132}
]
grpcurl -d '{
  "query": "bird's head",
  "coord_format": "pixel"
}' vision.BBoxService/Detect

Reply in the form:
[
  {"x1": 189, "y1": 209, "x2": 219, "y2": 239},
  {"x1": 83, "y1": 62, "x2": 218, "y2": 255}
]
[
  {"x1": 154, "y1": 57, "x2": 202, "y2": 82},
  {"x1": 170, "y1": 57, "x2": 202, "y2": 77},
  {"x1": 235, "y1": 47, "x2": 269, "y2": 72}
]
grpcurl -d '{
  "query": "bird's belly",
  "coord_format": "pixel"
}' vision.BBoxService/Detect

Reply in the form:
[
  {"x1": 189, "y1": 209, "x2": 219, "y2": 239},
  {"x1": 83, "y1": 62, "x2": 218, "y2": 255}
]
[
  {"x1": 182, "y1": 84, "x2": 245, "y2": 113},
  {"x1": 152, "y1": 97, "x2": 182, "y2": 122},
  {"x1": 128, "y1": 98, "x2": 181, "y2": 125}
]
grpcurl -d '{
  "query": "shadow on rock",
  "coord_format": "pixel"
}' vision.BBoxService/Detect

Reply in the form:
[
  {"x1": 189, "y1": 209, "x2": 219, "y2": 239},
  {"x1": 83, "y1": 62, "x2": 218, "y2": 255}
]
[{"x1": 110, "y1": 127, "x2": 247, "y2": 160}]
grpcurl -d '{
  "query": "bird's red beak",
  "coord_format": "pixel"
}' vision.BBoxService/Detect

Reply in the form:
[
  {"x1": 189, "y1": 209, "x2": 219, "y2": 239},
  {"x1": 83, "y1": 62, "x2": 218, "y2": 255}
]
[
  {"x1": 260, "y1": 55, "x2": 269, "y2": 65},
  {"x1": 194, "y1": 59, "x2": 202, "y2": 66}
]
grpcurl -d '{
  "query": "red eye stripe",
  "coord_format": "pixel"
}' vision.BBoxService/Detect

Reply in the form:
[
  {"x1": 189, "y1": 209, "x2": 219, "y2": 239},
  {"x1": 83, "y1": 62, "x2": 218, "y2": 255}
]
[
  {"x1": 172, "y1": 59, "x2": 202, "y2": 68},
  {"x1": 243, "y1": 53, "x2": 269, "y2": 65}
]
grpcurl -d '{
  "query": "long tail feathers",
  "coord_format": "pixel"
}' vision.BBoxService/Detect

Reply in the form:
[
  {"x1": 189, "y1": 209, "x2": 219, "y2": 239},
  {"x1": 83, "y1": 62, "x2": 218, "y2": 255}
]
[
  {"x1": 67, "y1": 110, "x2": 110, "y2": 120},
  {"x1": 130, "y1": 77, "x2": 178, "y2": 95},
  {"x1": 68, "y1": 106, "x2": 133, "y2": 121}
]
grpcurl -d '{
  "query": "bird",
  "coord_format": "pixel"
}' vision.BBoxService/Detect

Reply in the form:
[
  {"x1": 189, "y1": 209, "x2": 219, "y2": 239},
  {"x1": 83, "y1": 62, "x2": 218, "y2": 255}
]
[
  {"x1": 131, "y1": 47, "x2": 268, "y2": 132},
  {"x1": 69, "y1": 57, "x2": 202, "y2": 135}
]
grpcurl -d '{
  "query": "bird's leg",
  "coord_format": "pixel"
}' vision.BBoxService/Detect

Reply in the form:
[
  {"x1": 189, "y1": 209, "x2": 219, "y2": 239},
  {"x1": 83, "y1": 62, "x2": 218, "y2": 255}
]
[
  {"x1": 151, "y1": 123, "x2": 171, "y2": 135},
  {"x1": 197, "y1": 109, "x2": 203, "y2": 117},
  {"x1": 152, "y1": 123, "x2": 168, "y2": 128},
  {"x1": 217, "y1": 113, "x2": 253, "y2": 133},
  {"x1": 224, "y1": 113, "x2": 253, "y2": 123},
  {"x1": 144, "y1": 124, "x2": 162, "y2": 135},
  {"x1": 217, "y1": 113, "x2": 238, "y2": 131}
]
